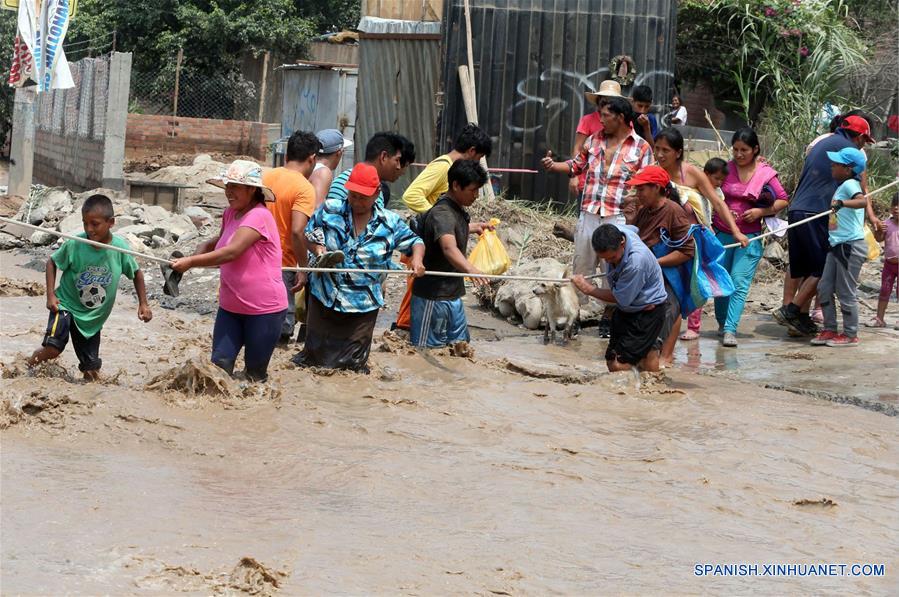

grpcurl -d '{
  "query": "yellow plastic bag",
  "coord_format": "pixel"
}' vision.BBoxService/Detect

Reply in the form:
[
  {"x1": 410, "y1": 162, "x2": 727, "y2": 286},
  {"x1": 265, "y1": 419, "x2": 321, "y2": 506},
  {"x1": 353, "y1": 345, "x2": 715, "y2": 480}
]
[
  {"x1": 469, "y1": 218, "x2": 511, "y2": 275},
  {"x1": 864, "y1": 224, "x2": 881, "y2": 261}
]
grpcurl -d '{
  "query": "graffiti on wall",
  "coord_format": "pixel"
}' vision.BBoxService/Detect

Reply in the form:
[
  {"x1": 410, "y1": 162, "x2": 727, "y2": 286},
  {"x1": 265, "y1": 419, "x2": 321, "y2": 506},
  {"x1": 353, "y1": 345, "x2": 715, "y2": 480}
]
[{"x1": 505, "y1": 67, "x2": 675, "y2": 144}]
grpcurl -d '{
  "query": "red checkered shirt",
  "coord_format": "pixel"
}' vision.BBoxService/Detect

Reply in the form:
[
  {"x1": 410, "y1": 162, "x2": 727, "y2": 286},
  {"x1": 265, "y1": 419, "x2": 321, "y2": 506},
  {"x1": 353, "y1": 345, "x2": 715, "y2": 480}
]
[{"x1": 566, "y1": 129, "x2": 654, "y2": 216}]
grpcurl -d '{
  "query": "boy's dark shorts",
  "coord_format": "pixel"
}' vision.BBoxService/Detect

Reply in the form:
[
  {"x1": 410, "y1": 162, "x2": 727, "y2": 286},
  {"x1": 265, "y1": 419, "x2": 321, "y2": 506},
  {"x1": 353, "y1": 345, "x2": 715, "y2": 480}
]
[
  {"x1": 605, "y1": 305, "x2": 666, "y2": 365},
  {"x1": 42, "y1": 310, "x2": 102, "y2": 372},
  {"x1": 788, "y1": 209, "x2": 829, "y2": 279}
]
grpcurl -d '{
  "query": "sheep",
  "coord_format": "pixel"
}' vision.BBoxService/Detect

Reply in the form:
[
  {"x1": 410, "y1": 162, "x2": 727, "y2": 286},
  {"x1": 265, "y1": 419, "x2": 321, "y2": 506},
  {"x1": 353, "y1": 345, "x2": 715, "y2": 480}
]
[{"x1": 532, "y1": 267, "x2": 580, "y2": 344}]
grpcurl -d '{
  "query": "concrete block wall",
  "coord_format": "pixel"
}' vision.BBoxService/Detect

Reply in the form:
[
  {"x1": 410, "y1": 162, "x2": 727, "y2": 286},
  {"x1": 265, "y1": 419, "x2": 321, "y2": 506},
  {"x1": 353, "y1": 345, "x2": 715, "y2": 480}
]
[
  {"x1": 33, "y1": 131, "x2": 104, "y2": 189},
  {"x1": 126, "y1": 114, "x2": 278, "y2": 161},
  {"x1": 32, "y1": 52, "x2": 132, "y2": 191}
]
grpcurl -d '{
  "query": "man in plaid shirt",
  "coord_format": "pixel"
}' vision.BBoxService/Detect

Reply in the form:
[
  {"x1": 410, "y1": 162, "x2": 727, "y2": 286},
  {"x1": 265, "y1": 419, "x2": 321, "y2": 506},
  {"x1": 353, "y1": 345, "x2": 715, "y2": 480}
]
[{"x1": 543, "y1": 96, "x2": 654, "y2": 335}]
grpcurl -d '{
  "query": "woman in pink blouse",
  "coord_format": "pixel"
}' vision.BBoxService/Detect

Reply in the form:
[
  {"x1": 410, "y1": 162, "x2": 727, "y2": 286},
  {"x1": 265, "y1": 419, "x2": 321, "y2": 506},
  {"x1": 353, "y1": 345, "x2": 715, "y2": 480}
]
[
  {"x1": 172, "y1": 160, "x2": 288, "y2": 381},
  {"x1": 713, "y1": 128, "x2": 789, "y2": 348}
]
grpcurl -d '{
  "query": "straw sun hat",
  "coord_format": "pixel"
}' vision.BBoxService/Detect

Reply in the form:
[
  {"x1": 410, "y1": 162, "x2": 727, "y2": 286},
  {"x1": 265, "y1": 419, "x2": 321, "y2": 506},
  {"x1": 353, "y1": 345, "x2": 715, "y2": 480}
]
[
  {"x1": 584, "y1": 80, "x2": 622, "y2": 105},
  {"x1": 206, "y1": 160, "x2": 275, "y2": 202}
]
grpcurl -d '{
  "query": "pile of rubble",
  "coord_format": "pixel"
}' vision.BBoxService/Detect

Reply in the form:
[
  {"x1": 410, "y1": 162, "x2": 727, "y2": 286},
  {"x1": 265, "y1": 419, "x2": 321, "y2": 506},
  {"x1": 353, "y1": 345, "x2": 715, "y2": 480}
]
[{"x1": 0, "y1": 186, "x2": 215, "y2": 256}]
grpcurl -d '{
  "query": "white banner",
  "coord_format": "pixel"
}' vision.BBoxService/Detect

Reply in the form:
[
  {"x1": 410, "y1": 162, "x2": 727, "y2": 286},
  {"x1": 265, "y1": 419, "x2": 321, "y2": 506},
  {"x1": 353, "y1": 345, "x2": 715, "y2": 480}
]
[{"x1": 8, "y1": 0, "x2": 73, "y2": 91}]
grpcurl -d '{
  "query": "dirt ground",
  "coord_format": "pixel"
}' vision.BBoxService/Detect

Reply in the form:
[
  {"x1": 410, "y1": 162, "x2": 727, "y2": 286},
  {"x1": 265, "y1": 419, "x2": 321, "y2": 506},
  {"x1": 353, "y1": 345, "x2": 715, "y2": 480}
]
[{"x1": 2, "y1": 211, "x2": 898, "y2": 596}]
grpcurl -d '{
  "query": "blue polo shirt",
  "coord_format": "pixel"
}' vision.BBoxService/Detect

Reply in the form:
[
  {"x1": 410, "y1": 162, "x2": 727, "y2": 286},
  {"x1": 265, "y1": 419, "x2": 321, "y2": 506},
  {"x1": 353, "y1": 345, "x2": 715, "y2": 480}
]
[
  {"x1": 789, "y1": 129, "x2": 854, "y2": 214},
  {"x1": 607, "y1": 224, "x2": 668, "y2": 312}
]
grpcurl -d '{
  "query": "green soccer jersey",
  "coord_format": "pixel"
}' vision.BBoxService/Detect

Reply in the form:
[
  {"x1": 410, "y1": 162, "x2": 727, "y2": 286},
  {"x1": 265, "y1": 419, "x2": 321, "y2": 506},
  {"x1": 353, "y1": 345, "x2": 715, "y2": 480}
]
[{"x1": 52, "y1": 234, "x2": 139, "y2": 338}]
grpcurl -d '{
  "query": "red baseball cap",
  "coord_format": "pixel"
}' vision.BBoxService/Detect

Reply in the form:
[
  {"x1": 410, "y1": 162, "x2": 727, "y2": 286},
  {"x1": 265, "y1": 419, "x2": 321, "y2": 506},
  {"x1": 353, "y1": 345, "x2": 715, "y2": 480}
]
[
  {"x1": 625, "y1": 165, "x2": 671, "y2": 187},
  {"x1": 840, "y1": 115, "x2": 875, "y2": 143},
  {"x1": 345, "y1": 163, "x2": 381, "y2": 196}
]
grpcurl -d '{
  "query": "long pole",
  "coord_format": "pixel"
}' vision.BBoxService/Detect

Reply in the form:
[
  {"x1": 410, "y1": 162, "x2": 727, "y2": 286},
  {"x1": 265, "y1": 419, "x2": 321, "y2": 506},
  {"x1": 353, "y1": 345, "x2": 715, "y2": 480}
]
[
  {"x1": 0, "y1": 216, "x2": 603, "y2": 284},
  {"x1": 460, "y1": 0, "x2": 496, "y2": 202},
  {"x1": 720, "y1": 178, "x2": 899, "y2": 250},
  {"x1": 172, "y1": 47, "x2": 184, "y2": 119},
  {"x1": 257, "y1": 51, "x2": 270, "y2": 121}
]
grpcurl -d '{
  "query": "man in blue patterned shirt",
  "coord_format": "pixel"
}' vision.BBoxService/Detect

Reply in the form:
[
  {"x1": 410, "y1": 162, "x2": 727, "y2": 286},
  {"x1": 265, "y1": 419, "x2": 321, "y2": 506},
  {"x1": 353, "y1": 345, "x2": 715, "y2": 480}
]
[
  {"x1": 326, "y1": 132, "x2": 415, "y2": 208},
  {"x1": 294, "y1": 163, "x2": 425, "y2": 372}
]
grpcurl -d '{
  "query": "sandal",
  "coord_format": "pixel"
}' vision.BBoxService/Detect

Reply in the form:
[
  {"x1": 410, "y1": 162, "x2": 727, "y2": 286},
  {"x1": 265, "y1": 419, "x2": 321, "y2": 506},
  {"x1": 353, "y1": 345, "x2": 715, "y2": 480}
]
[
  {"x1": 679, "y1": 329, "x2": 700, "y2": 341},
  {"x1": 864, "y1": 317, "x2": 886, "y2": 328}
]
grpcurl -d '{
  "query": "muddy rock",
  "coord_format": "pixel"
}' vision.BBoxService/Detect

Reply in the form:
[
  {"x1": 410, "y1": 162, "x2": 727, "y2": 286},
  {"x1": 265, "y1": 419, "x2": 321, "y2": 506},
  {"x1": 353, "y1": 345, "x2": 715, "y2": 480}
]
[
  {"x1": 27, "y1": 206, "x2": 48, "y2": 225},
  {"x1": 111, "y1": 215, "x2": 137, "y2": 231},
  {"x1": 29, "y1": 230, "x2": 56, "y2": 246},
  {"x1": 58, "y1": 211, "x2": 84, "y2": 235},
  {"x1": 0, "y1": 232, "x2": 23, "y2": 250},
  {"x1": 0, "y1": 277, "x2": 44, "y2": 296},
  {"x1": 16, "y1": 187, "x2": 74, "y2": 220},
  {"x1": 116, "y1": 224, "x2": 156, "y2": 238},
  {"x1": 183, "y1": 206, "x2": 214, "y2": 229}
]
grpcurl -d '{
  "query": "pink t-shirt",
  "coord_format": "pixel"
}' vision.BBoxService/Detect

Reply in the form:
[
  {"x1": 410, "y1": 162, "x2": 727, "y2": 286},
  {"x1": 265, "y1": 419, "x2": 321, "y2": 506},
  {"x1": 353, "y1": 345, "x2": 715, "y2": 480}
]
[
  {"x1": 216, "y1": 203, "x2": 288, "y2": 315},
  {"x1": 575, "y1": 112, "x2": 604, "y2": 192},
  {"x1": 714, "y1": 161, "x2": 788, "y2": 234},
  {"x1": 884, "y1": 217, "x2": 899, "y2": 261}
]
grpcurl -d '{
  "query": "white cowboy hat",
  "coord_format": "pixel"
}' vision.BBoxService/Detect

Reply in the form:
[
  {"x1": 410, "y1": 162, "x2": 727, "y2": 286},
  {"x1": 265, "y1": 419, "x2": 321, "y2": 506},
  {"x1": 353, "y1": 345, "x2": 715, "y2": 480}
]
[
  {"x1": 585, "y1": 80, "x2": 622, "y2": 105},
  {"x1": 206, "y1": 160, "x2": 275, "y2": 202}
]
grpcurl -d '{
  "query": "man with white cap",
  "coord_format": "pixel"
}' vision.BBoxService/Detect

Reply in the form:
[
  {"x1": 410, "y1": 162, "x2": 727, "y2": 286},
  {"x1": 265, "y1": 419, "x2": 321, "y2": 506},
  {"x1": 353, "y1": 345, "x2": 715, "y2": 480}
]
[{"x1": 309, "y1": 128, "x2": 352, "y2": 209}]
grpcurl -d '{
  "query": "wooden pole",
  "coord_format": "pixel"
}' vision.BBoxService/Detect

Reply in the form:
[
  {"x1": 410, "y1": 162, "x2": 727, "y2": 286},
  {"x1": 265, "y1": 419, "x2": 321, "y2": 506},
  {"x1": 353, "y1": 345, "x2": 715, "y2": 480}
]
[
  {"x1": 257, "y1": 51, "x2": 270, "y2": 122},
  {"x1": 172, "y1": 47, "x2": 183, "y2": 119},
  {"x1": 460, "y1": 2, "x2": 496, "y2": 201}
]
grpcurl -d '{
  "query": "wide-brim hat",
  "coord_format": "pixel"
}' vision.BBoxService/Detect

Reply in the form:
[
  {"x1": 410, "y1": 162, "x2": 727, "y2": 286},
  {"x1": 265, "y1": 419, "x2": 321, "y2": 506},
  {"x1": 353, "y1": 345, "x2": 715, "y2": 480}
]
[
  {"x1": 207, "y1": 159, "x2": 275, "y2": 202},
  {"x1": 585, "y1": 80, "x2": 622, "y2": 105}
]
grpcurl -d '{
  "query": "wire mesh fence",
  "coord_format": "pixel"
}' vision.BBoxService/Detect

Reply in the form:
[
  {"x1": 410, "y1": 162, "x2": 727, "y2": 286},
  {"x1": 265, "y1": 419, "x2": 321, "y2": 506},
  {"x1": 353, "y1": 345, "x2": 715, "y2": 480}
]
[{"x1": 129, "y1": 60, "x2": 259, "y2": 121}]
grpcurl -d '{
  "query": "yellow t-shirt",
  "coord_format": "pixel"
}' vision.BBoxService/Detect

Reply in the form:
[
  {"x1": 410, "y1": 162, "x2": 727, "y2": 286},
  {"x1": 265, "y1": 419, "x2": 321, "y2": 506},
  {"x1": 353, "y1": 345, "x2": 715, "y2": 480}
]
[
  {"x1": 262, "y1": 167, "x2": 315, "y2": 267},
  {"x1": 402, "y1": 154, "x2": 454, "y2": 213}
]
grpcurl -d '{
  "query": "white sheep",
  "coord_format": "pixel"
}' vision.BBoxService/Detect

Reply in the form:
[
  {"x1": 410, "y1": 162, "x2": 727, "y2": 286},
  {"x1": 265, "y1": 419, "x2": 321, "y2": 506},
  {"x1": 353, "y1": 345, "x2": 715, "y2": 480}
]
[{"x1": 532, "y1": 267, "x2": 580, "y2": 344}]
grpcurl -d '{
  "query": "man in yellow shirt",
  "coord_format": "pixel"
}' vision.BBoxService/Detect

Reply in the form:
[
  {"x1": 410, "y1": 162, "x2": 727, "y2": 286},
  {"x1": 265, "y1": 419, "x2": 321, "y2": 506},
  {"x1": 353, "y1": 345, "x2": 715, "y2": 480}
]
[
  {"x1": 402, "y1": 123, "x2": 492, "y2": 214},
  {"x1": 262, "y1": 130, "x2": 319, "y2": 341},
  {"x1": 395, "y1": 123, "x2": 492, "y2": 330}
]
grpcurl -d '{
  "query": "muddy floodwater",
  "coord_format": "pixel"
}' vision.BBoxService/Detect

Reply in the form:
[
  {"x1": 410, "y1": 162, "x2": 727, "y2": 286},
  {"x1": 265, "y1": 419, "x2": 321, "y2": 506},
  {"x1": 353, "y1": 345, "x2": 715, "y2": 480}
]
[{"x1": 2, "y1": 252, "x2": 898, "y2": 595}]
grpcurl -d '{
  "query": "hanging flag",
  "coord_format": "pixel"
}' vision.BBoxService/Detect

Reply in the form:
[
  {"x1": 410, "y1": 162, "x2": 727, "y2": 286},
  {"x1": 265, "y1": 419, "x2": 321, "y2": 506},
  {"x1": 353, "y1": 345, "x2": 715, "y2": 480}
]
[{"x1": 8, "y1": 0, "x2": 73, "y2": 91}]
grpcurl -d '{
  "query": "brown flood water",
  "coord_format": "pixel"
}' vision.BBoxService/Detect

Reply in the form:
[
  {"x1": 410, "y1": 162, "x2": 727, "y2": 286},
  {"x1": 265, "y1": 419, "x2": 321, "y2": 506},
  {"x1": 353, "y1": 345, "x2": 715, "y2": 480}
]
[{"x1": 2, "y1": 263, "x2": 899, "y2": 595}]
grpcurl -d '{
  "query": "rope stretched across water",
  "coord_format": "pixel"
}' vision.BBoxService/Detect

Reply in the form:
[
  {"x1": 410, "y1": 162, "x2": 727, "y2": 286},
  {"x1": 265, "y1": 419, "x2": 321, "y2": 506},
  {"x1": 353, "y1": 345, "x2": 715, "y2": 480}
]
[
  {"x1": 720, "y1": 178, "x2": 899, "y2": 250},
  {"x1": 0, "y1": 216, "x2": 602, "y2": 284}
]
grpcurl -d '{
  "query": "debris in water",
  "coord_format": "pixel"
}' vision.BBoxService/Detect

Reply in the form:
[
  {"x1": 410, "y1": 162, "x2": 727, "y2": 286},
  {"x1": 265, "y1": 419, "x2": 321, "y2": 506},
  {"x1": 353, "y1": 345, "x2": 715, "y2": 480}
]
[
  {"x1": 0, "y1": 277, "x2": 45, "y2": 297},
  {"x1": 147, "y1": 357, "x2": 281, "y2": 407},
  {"x1": 793, "y1": 497, "x2": 838, "y2": 508},
  {"x1": 2, "y1": 355, "x2": 75, "y2": 382},
  {"x1": 227, "y1": 556, "x2": 287, "y2": 595}
]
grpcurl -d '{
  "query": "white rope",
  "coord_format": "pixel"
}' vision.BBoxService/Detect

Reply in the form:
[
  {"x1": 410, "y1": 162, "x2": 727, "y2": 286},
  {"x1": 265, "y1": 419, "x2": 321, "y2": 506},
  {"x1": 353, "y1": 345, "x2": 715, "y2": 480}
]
[
  {"x1": 0, "y1": 215, "x2": 602, "y2": 284},
  {"x1": 284, "y1": 266, "x2": 605, "y2": 283},
  {"x1": 0, "y1": 216, "x2": 173, "y2": 265},
  {"x1": 720, "y1": 178, "x2": 899, "y2": 250}
]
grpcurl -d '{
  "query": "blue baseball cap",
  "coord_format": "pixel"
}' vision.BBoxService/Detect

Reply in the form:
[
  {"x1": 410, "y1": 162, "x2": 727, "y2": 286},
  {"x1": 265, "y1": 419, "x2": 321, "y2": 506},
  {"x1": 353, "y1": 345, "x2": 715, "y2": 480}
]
[
  {"x1": 316, "y1": 129, "x2": 353, "y2": 154},
  {"x1": 826, "y1": 147, "x2": 866, "y2": 175}
]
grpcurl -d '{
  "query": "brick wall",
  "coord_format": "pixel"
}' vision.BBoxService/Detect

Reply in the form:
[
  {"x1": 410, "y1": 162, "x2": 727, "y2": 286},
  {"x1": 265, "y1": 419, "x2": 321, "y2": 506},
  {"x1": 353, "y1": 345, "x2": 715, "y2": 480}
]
[
  {"x1": 33, "y1": 130, "x2": 105, "y2": 189},
  {"x1": 30, "y1": 53, "x2": 131, "y2": 191},
  {"x1": 126, "y1": 114, "x2": 279, "y2": 160}
]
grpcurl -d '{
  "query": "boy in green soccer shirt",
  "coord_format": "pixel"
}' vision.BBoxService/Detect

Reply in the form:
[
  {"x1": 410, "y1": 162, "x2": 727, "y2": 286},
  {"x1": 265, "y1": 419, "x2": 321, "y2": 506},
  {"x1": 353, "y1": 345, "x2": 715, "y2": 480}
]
[{"x1": 28, "y1": 194, "x2": 152, "y2": 380}]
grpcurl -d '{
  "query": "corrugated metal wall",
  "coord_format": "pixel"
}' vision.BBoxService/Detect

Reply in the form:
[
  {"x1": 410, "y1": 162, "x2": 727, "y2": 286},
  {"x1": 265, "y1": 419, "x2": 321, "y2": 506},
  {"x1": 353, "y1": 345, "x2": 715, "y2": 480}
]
[
  {"x1": 356, "y1": 35, "x2": 442, "y2": 201},
  {"x1": 439, "y1": 0, "x2": 677, "y2": 203},
  {"x1": 281, "y1": 65, "x2": 358, "y2": 171}
]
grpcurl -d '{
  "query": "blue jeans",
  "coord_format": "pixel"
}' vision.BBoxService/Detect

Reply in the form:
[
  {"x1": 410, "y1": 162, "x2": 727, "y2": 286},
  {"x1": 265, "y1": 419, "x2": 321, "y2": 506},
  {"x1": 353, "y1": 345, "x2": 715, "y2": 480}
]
[
  {"x1": 211, "y1": 307, "x2": 287, "y2": 381},
  {"x1": 714, "y1": 231, "x2": 763, "y2": 334}
]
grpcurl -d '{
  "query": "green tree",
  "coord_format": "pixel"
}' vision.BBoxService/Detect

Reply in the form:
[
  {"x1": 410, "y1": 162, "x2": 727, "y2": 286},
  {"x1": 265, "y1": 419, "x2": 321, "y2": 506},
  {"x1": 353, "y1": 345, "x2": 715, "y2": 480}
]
[{"x1": 296, "y1": 0, "x2": 362, "y2": 33}]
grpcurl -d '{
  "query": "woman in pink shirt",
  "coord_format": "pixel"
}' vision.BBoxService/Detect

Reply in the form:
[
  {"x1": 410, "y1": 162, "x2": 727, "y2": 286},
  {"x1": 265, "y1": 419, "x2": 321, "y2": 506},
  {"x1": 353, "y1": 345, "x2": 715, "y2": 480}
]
[
  {"x1": 172, "y1": 160, "x2": 288, "y2": 381},
  {"x1": 713, "y1": 128, "x2": 789, "y2": 347}
]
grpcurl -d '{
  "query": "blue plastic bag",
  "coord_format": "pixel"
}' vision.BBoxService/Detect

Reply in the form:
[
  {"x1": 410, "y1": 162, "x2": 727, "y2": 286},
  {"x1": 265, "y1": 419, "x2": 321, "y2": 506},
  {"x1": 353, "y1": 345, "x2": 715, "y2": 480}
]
[{"x1": 655, "y1": 225, "x2": 735, "y2": 317}]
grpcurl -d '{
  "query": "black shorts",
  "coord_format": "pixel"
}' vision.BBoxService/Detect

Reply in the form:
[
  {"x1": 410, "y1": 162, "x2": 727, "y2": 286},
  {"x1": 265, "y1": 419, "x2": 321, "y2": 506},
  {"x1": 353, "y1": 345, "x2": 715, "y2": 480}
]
[
  {"x1": 42, "y1": 310, "x2": 102, "y2": 372},
  {"x1": 605, "y1": 305, "x2": 666, "y2": 365},
  {"x1": 788, "y1": 210, "x2": 829, "y2": 279}
]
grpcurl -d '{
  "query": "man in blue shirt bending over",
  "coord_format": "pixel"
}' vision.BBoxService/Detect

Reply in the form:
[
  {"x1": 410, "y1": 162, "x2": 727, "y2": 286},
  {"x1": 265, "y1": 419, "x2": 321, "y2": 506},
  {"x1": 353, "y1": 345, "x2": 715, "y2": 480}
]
[{"x1": 571, "y1": 223, "x2": 668, "y2": 372}]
